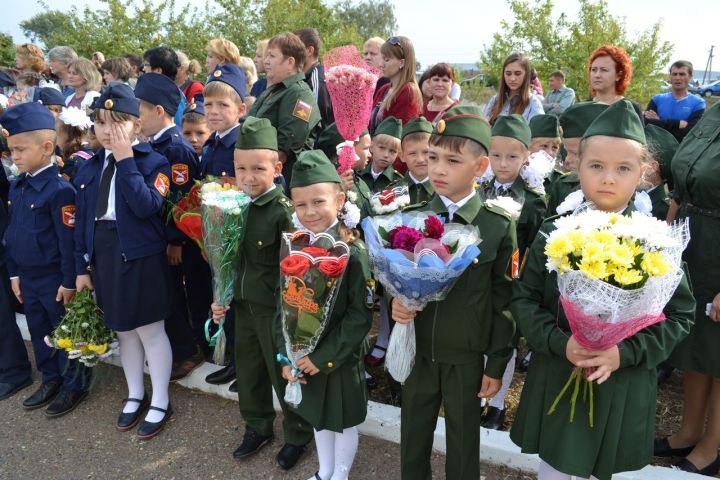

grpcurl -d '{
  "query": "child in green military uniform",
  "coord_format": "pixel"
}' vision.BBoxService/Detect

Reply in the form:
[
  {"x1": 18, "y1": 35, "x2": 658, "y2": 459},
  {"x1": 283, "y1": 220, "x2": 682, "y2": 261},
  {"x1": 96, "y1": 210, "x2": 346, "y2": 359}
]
[
  {"x1": 391, "y1": 115, "x2": 435, "y2": 205},
  {"x1": 546, "y1": 102, "x2": 608, "y2": 215},
  {"x1": 358, "y1": 116, "x2": 404, "y2": 194},
  {"x1": 510, "y1": 100, "x2": 695, "y2": 480},
  {"x1": 210, "y1": 117, "x2": 313, "y2": 469},
  {"x1": 391, "y1": 105, "x2": 517, "y2": 480},
  {"x1": 279, "y1": 150, "x2": 373, "y2": 480},
  {"x1": 315, "y1": 122, "x2": 373, "y2": 217},
  {"x1": 478, "y1": 113, "x2": 547, "y2": 430},
  {"x1": 642, "y1": 124, "x2": 678, "y2": 222},
  {"x1": 529, "y1": 114, "x2": 563, "y2": 190}
]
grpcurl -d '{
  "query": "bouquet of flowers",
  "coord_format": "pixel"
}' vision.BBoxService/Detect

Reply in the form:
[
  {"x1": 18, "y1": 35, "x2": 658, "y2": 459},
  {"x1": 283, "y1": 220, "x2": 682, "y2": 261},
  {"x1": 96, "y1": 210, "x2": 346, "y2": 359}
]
[
  {"x1": 370, "y1": 185, "x2": 411, "y2": 215},
  {"x1": 201, "y1": 181, "x2": 251, "y2": 365},
  {"x1": 544, "y1": 206, "x2": 689, "y2": 425},
  {"x1": 45, "y1": 289, "x2": 118, "y2": 367},
  {"x1": 362, "y1": 212, "x2": 482, "y2": 381},
  {"x1": 323, "y1": 46, "x2": 379, "y2": 174},
  {"x1": 277, "y1": 231, "x2": 350, "y2": 406}
]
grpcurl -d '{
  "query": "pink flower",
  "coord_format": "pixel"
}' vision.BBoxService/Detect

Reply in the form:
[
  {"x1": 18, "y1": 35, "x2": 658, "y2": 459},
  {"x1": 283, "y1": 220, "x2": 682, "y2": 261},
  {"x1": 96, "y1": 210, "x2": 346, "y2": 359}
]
[
  {"x1": 424, "y1": 216, "x2": 444, "y2": 240},
  {"x1": 389, "y1": 226, "x2": 425, "y2": 252}
]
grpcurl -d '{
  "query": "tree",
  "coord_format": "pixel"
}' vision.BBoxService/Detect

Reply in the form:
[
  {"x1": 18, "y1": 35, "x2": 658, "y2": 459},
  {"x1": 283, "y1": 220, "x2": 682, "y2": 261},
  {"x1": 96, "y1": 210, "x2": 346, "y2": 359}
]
[
  {"x1": 334, "y1": 0, "x2": 397, "y2": 40},
  {"x1": 0, "y1": 32, "x2": 14, "y2": 67},
  {"x1": 479, "y1": 0, "x2": 672, "y2": 104}
]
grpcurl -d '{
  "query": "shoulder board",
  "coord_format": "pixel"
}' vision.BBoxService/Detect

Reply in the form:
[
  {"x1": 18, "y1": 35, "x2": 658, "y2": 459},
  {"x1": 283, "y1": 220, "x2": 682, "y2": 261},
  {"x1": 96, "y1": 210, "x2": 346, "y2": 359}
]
[
  {"x1": 387, "y1": 178, "x2": 404, "y2": 188},
  {"x1": 541, "y1": 210, "x2": 571, "y2": 226},
  {"x1": 401, "y1": 200, "x2": 428, "y2": 212},
  {"x1": 278, "y1": 196, "x2": 293, "y2": 208},
  {"x1": 560, "y1": 172, "x2": 579, "y2": 182},
  {"x1": 484, "y1": 203, "x2": 512, "y2": 220},
  {"x1": 526, "y1": 186, "x2": 544, "y2": 197}
]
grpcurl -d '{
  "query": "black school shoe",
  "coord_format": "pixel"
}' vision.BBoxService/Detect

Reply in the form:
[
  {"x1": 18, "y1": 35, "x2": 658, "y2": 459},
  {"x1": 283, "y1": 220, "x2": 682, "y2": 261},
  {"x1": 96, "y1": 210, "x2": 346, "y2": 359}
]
[
  {"x1": 481, "y1": 406, "x2": 506, "y2": 431},
  {"x1": 116, "y1": 394, "x2": 149, "y2": 431},
  {"x1": 654, "y1": 437, "x2": 696, "y2": 457},
  {"x1": 137, "y1": 404, "x2": 173, "y2": 440},
  {"x1": 674, "y1": 454, "x2": 720, "y2": 476},
  {"x1": 205, "y1": 364, "x2": 236, "y2": 385},
  {"x1": 22, "y1": 381, "x2": 61, "y2": 410},
  {"x1": 276, "y1": 443, "x2": 306, "y2": 469},
  {"x1": 0, "y1": 378, "x2": 32, "y2": 401},
  {"x1": 45, "y1": 389, "x2": 88, "y2": 418},
  {"x1": 228, "y1": 380, "x2": 238, "y2": 393},
  {"x1": 233, "y1": 428, "x2": 273, "y2": 459}
]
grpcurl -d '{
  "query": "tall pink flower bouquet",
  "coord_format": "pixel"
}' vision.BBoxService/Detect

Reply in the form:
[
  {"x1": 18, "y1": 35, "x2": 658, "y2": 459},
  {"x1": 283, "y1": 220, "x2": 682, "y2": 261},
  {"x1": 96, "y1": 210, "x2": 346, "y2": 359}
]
[{"x1": 323, "y1": 46, "x2": 379, "y2": 173}]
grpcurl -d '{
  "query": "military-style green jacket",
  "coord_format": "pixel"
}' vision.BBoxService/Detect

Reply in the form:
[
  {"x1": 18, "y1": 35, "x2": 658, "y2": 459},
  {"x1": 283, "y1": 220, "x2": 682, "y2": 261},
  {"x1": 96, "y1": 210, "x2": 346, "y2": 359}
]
[
  {"x1": 233, "y1": 185, "x2": 293, "y2": 314},
  {"x1": 479, "y1": 176, "x2": 547, "y2": 257},
  {"x1": 543, "y1": 168, "x2": 564, "y2": 192},
  {"x1": 357, "y1": 163, "x2": 403, "y2": 194},
  {"x1": 510, "y1": 204, "x2": 696, "y2": 480},
  {"x1": 349, "y1": 172, "x2": 373, "y2": 220},
  {"x1": 401, "y1": 194, "x2": 517, "y2": 377},
  {"x1": 248, "y1": 72, "x2": 321, "y2": 182},
  {"x1": 390, "y1": 174, "x2": 435, "y2": 205},
  {"x1": 546, "y1": 171, "x2": 579, "y2": 216},
  {"x1": 647, "y1": 184, "x2": 670, "y2": 222},
  {"x1": 274, "y1": 226, "x2": 374, "y2": 432}
]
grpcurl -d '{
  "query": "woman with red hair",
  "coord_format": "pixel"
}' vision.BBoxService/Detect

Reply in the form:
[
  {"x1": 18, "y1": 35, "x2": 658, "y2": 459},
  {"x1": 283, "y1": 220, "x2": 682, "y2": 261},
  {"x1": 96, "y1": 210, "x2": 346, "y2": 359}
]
[{"x1": 588, "y1": 45, "x2": 643, "y2": 119}]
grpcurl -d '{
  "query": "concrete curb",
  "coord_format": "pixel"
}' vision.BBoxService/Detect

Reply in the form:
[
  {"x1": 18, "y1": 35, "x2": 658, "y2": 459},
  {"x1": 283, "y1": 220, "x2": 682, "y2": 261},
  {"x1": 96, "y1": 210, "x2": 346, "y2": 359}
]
[{"x1": 19, "y1": 314, "x2": 703, "y2": 479}]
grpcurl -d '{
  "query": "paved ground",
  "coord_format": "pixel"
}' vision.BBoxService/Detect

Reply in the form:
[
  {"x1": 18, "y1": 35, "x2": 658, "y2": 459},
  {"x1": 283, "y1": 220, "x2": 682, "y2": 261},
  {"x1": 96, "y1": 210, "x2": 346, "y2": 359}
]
[{"x1": 0, "y1": 353, "x2": 530, "y2": 480}]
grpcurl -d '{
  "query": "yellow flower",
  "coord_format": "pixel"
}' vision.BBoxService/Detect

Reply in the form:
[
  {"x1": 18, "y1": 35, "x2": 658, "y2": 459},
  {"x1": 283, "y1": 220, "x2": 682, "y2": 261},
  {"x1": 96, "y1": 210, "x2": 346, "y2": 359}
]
[
  {"x1": 80, "y1": 346, "x2": 91, "y2": 355},
  {"x1": 613, "y1": 267, "x2": 644, "y2": 286},
  {"x1": 88, "y1": 343, "x2": 108, "y2": 354},
  {"x1": 581, "y1": 242, "x2": 605, "y2": 263},
  {"x1": 606, "y1": 243, "x2": 635, "y2": 269},
  {"x1": 641, "y1": 251, "x2": 671, "y2": 277},
  {"x1": 545, "y1": 236, "x2": 574, "y2": 260},
  {"x1": 579, "y1": 258, "x2": 609, "y2": 280},
  {"x1": 57, "y1": 338, "x2": 72, "y2": 350},
  {"x1": 588, "y1": 230, "x2": 617, "y2": 247},
  {"x1": 623, "y1": 239, "x2": 645, "y2": 258},
  {"x1": 566, "y1": 230, "x2": 585, "y2": 252}
]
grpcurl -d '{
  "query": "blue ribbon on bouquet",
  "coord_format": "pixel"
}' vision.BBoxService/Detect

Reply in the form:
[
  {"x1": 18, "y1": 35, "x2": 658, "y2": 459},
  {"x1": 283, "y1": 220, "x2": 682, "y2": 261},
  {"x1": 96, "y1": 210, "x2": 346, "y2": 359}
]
[{"x1": 204, "y1": 318, "x2": 223, "y2": 347}]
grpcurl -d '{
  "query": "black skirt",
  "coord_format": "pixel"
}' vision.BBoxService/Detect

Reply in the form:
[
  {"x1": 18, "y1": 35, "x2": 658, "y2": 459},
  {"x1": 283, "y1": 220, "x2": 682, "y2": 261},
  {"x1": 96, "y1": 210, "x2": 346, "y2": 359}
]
[{"x1": 93, "y1": 221, "x2": 170, "y2": 332}]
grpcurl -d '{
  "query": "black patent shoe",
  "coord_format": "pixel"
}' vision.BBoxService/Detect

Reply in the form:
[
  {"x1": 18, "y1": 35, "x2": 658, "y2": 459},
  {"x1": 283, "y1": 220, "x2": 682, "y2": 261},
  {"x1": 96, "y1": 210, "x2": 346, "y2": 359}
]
[
  {"x1": 0, "y1": 378, "x2": 32, "y2": 401},
  {"x1": 137, "y1": 404, "x2": 173, "y2": 440},
  {"x1": 481, "y1": 406, "x2": 506, "y2": 431},
  {"x1": 205, "y1": 364, "x2": 236, "y2": 385},
  {"x1": 23, "y1": 381, "x2": 61, "y2": 410},
  {"x1": 654, "y1": 437, "x2": 696, "y2": 457},
  {"x1": 45, "y1": 389, "x2": 88, "y2": 418},
  {"x1": 674, "y1": 454, "x2": 720, "y2": 476},
  {"x1": 233, "y1": 428, "x2": 273, "y2": 459},
  {"x1": 228, "y1": 380, "x2": 237, "y2": 393},
  {"x1": 116, "y1": 394, "x2": 149, "y2": 431},
  {"x1": 276, "y1": 443, "x2": 306, "y2": 470}
]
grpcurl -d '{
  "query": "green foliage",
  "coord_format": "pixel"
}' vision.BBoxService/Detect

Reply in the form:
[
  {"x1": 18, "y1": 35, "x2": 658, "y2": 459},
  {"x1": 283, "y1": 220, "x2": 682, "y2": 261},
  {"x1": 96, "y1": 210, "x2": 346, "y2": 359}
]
[
  {"x1": 479, "y1": 0, "x2": 673, "y2": 105},
  {"x1": 0, "y1": 32, "x2": 14, "y2": 67},
  {"x1": 333, "y1": 0, "x2": 397, "y2": 40}
]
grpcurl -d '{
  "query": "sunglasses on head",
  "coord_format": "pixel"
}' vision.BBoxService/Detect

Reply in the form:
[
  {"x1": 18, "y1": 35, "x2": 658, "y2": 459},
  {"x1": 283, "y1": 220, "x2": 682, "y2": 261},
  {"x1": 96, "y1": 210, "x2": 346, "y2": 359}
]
[{"x1": 387, "y1": 36, "x2": 404, "y2": 54}]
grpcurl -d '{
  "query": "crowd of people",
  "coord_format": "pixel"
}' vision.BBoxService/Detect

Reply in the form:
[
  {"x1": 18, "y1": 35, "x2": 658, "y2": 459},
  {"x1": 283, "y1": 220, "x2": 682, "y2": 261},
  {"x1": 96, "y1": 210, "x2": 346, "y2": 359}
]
[{"x1": 0, "y1": 28, "x2": 718, "y2": 480}]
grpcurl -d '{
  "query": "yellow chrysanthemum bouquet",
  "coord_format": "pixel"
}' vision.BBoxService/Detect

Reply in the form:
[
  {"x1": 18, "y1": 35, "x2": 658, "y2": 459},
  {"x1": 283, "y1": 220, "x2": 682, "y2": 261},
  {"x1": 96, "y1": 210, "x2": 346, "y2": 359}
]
[
  {"x1": 45, "y1": 289, "x2": 118, "y2": 367},
  {"x1": 544, "y1": 207, "x2": 689, "y2": 425}
]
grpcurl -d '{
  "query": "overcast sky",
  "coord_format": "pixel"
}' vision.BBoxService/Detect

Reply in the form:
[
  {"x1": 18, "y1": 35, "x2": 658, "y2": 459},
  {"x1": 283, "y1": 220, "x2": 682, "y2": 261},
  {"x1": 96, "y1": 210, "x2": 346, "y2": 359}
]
[{"x1": 4, "y1": 0, "x2": 717, "y2": 76}]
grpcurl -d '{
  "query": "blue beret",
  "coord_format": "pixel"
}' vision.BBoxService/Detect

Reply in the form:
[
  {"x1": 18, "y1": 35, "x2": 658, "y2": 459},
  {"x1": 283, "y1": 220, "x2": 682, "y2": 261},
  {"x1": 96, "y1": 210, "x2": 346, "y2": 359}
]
[
  {"x1": 36, "y1": 87, "x2": 66, "y2": 106},
  {"x1": 207, "y1": 64, "x2": 246, "y2": 101},
  {"x1": 184, "y1": 97, "x2": 205, "y2": 116},
  {"x1": 92, "y1": 83, "x2": 139, "y2": 117},
  {"x1": 134, "y1": 72, "x2": 183, "y2": 116},
  {"x1": 0, "y1": 102, "x2": 55, "y2": 136}
]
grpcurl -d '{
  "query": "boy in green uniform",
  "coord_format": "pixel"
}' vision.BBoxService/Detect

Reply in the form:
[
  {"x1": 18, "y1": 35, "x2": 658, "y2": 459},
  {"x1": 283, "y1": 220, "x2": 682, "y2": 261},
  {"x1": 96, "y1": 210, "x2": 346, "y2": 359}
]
[
  {"x1": 391, "y1": 105, "x2": 517, "y2": 480},
  {"x1": 247, "y1": 32, "x2": 321, "y2": 184},
  {"x1": 528, "y1": 114, "x2": 564, "y2": 190},
  {"x1": 546, "y1": 102, "x2": 608, "y2": 215},
  {"x1": 643, "y1": 124, "x2": 678, "y2": 222},
  {"x1": 211, "y1": 117, "x2": 313, "y2": 469},
  {"x1": 389, "y1": 115, "x2": 435, "y2": 205},
  {"x1": 358, "y1": 116, "x2": 404, "y2": 194}
]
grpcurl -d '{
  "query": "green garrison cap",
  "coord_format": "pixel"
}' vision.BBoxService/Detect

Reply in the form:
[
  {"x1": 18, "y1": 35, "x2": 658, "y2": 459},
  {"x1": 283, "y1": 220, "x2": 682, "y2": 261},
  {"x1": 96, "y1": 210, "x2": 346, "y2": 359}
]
[
  {"x1": 289, "y1": 150, "x2": 342, "y2": 189},
  {"x1": 235, "y1": 116, "x2": 278, "y2": 151},
  {"x1": 434, "y1": 105, "x2": 491, "y2": 152},
  {"x1": 491, "y1": 113, "x2": 531, "y2": 147},
  {"x1": 374, "y1": 115, "x2": 402, "y2": 139},
  {"x1": 583, "y1": 100, "x2": 646, "y2": 144},
  {"x1": 559, "y1": 101, "x2": 608, "y2": 139},
  {"x1": 402, "y1": 116, "x2": 433, "y2": 139},
  {"x1": 645, "y1": 123, "x2": 679, "y2": 181},
  {"x1": 529, "y1": 114, "x2": 561, "y2": 139}
]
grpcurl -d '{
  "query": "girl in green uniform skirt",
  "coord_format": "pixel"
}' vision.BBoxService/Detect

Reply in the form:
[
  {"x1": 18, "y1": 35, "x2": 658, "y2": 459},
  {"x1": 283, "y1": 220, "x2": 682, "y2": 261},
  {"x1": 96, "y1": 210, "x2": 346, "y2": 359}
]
[
  {"x1": 510, "y1": 100, "x2": 695, "y2": 480},
  {"x1": 280, "y1": 151, "x2": 373, "y2": 480}
]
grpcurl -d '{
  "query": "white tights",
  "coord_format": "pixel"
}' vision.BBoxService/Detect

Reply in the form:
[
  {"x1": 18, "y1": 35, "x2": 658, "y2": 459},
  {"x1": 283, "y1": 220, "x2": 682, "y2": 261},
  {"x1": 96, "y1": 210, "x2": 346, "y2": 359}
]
[
  {"x1": 538, "y1": 460, "x2": 598, "y2": 480},
  {"x1": 308, "y1": 427, "x2": 359, "y2": 480},
  {"x1": 116, "y1": 320, "x2": 172, "y2": 423}
]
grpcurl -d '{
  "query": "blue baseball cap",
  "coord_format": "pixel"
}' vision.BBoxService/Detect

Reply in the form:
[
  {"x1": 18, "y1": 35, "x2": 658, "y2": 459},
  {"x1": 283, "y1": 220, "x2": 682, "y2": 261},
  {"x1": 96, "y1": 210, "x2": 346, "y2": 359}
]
[
  {"x1": 206, "y1": 64, "x2": 246, "y2": 101},
  {"x1": 92, "y1": 83, "x2": 139, "y2": 117},
  {"x1": 134, "y1": 72, "x2": 183, "y2": 116},
  {"x1": 0, "y1": 102, "x2": 55, "y2": 136},
  {"x1": 36, "y1": 87, "x2": 66, "y2": 106}
]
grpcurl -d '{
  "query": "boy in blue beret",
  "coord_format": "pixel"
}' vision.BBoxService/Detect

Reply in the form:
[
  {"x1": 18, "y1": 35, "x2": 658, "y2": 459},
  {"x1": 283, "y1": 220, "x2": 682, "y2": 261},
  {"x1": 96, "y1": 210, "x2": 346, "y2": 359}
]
[
  {"x1": 181, "y1": 97, "x2": 211, "y2": 158},
  {"x1": 1, "y1": 102, "x2": 90, "y2": 416}
]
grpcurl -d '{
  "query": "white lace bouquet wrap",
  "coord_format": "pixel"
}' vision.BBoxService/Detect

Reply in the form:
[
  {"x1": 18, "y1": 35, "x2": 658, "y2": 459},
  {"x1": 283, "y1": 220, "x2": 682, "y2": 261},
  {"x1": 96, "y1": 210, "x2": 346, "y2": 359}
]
[{"x1": 362, "y1": 212, "x2": 482, "y2": 381}]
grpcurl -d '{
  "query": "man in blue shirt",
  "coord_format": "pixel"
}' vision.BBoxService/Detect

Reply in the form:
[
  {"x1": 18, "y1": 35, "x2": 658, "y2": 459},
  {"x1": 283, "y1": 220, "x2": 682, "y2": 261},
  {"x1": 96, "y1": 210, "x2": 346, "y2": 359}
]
[
  {"x1": 645, "y1": 60, "x2": 705, "y2": 141},
  {"x1": 542, "y1": 71, "x2": 575, "y2": 116}
]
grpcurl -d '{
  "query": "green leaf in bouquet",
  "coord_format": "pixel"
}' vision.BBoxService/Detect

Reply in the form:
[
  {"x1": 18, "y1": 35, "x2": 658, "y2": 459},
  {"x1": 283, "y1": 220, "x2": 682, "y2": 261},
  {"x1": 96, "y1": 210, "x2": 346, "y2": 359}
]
[
  {"x1": 297, "y1": 311, "x2": 321, "y2": 342},
  {"x1": 378, "y1": 226, "x2": 390, "y2": 243}
]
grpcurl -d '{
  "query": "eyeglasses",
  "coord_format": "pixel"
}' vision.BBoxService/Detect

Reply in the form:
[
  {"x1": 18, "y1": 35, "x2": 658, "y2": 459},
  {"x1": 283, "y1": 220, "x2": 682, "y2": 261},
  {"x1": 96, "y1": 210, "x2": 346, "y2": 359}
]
[{"x1": 387, "y1": 36, "x2": 404, "y2": 55}]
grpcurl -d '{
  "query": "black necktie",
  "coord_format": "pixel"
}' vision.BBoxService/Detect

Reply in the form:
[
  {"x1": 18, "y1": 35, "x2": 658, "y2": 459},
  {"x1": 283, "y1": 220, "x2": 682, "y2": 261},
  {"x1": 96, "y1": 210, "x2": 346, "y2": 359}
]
[
  {"x1": 214, "y1": 134, "x2": 221, "y2": 148},
  {"x1": 95, "y1": 154, "x2": 116, "y2": 219}
]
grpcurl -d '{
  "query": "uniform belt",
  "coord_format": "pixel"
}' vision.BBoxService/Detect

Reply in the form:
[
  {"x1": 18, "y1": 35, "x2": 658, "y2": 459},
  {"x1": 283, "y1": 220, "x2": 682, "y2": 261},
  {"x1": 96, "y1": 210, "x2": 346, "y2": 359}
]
[{"x1": 685, "y1": 202, "x2": 720, "y2": 219}]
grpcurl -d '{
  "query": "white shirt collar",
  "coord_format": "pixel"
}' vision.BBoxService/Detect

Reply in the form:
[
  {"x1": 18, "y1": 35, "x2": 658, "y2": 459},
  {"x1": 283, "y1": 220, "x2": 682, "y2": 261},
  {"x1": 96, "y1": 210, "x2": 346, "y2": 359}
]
[
  {"x1": 439, "y1": 190, "x2": 476, "y2": 220},
  {"x1": 409, "y1": 172, "x2": 429, "y2": 184},
  {"x1": 28, "y1": 162, "x2": 54, "y2": 177},
  {"x1": 153, "y1": 124, "x2": 176, "y2": 141},
  {"x1": 218, "y1": 123, "x2": 240, "y2": 139},
  {"x1": 493, "y1": 179, "x2": 514, "y2": 190},
  {"x1": 370, "y1": 168, "x2": 383, "y2": 180},
  {"x1": 251, "y1": 185, "x2": 276, "y2": 203}
]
